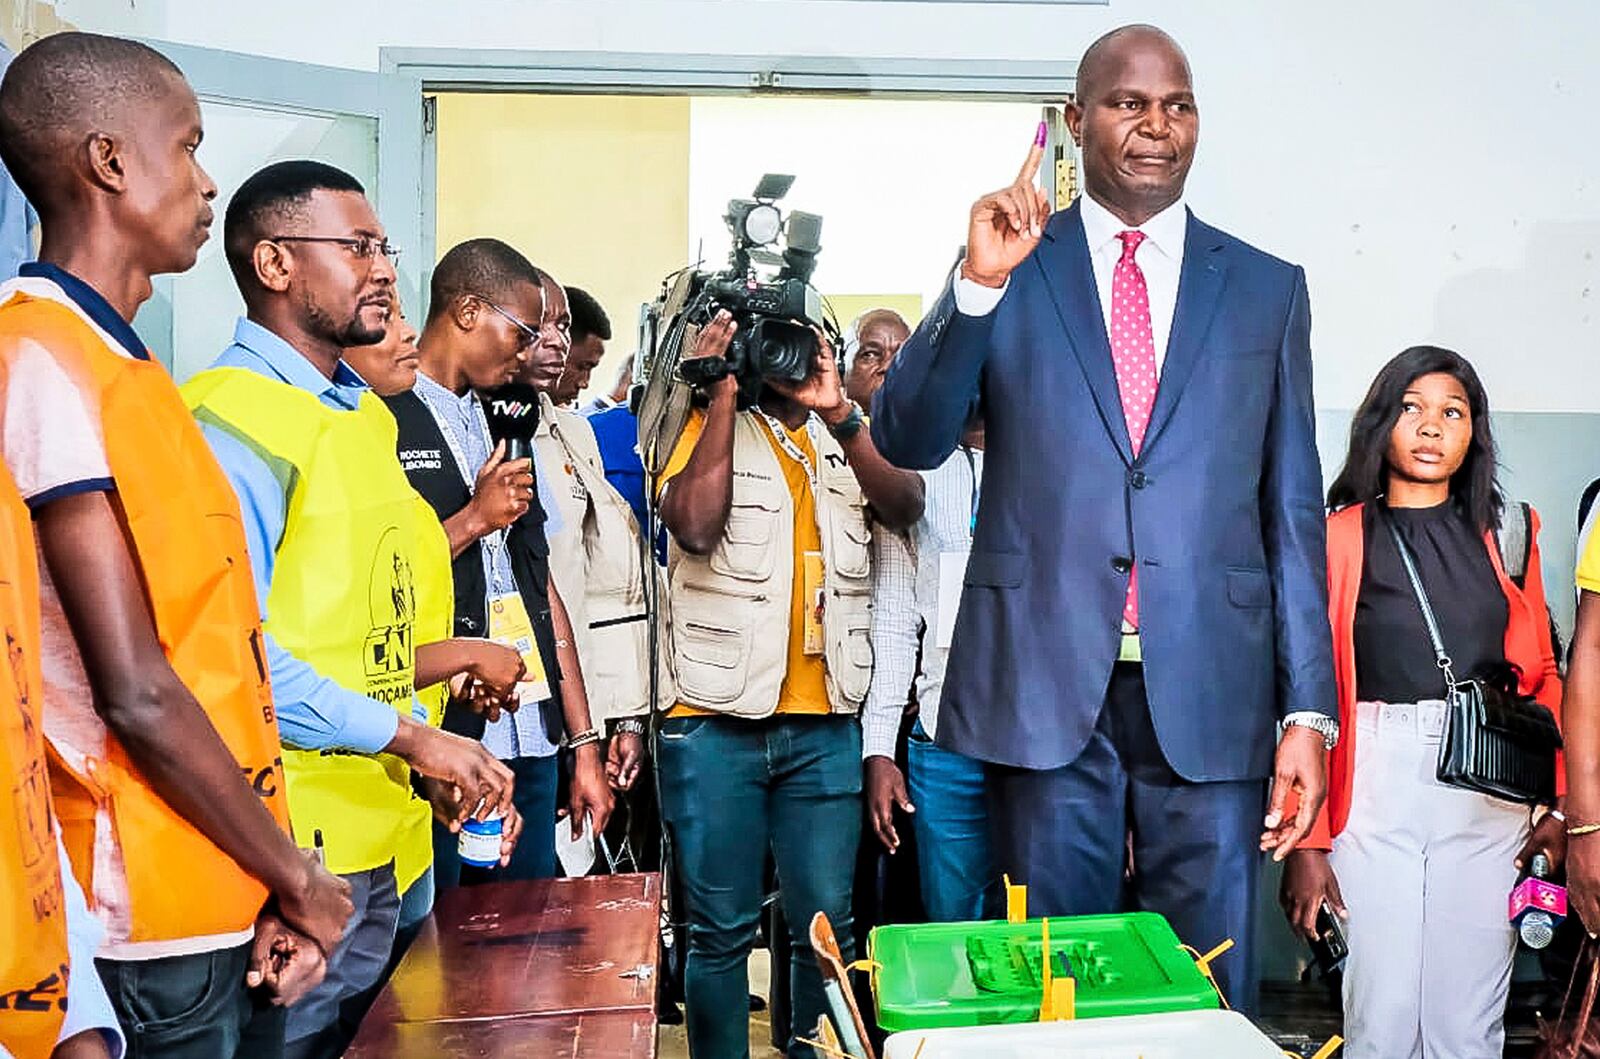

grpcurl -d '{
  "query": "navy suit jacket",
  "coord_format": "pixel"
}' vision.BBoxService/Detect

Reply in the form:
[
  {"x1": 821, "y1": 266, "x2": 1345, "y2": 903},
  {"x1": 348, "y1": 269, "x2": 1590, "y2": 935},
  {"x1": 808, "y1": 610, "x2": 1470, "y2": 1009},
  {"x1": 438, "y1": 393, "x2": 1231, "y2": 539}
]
[{"x1": 872, "y1": 201, "x2": 1336, "y2": 780}]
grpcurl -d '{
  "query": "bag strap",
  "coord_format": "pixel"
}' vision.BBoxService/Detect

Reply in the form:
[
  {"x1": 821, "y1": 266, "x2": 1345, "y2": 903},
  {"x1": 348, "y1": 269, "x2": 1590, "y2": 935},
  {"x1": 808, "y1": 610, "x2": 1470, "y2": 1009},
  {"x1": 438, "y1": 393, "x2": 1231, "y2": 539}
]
[
  {"x1": 1572, "y1": 937, "x2": 1600, "y2": 1054},
  {"x1": 1381, "y1": 510, "x2": 1461, "y2": 695},
  {"x1": 1497, "y1": 500, "x2": 1531, "y2": 588}
]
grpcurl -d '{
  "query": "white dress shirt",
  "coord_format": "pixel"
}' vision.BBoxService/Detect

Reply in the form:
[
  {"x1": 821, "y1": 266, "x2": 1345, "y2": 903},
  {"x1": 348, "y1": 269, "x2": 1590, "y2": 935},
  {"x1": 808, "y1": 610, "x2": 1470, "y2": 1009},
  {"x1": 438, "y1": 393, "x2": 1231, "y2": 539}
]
[
  {"x1": 862, "y1": 446, "x2": 983, "y2": 759},
  {"x1": 953, "y1": 192, "x2": 1188, "y2": 375}
]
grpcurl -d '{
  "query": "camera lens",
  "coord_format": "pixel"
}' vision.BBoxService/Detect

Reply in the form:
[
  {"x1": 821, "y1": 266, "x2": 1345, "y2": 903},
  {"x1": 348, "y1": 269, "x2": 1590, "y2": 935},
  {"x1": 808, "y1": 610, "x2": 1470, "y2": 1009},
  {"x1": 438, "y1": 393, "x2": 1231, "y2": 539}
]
[{"x1": 749, "y1": 319, "x2": 812, "y2": 383}]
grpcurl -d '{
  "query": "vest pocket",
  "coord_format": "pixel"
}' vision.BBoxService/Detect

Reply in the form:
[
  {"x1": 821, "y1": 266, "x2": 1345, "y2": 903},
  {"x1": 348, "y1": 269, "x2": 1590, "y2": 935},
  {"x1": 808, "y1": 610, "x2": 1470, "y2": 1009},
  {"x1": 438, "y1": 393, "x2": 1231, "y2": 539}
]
[
  {"x1": 674, "y1": 615, "x2": 750, "y2": 706},
  {"x1": 832, "y1": 617, "x2": 874, "y2": 704},
  {"x1": 712, "y1": 499, "x2": 781, "y2": 582},
  {"x1": 829, "y1": 496, "x2": 872, "y2": 581}
]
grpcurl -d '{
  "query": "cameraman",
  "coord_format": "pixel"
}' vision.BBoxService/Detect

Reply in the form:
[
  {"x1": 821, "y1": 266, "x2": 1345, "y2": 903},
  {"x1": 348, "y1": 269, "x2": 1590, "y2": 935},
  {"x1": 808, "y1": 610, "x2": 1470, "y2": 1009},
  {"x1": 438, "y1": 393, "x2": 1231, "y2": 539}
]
[{"x1": 657, "y1": 310, "x2": 919, "y2": 1057}]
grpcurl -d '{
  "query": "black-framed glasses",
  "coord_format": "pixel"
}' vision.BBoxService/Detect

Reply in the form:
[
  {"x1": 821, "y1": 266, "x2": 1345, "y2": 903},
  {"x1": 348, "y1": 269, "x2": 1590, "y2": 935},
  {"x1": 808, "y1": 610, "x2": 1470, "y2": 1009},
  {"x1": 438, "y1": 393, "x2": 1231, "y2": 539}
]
[
  {"x1": 475, "y1": 296, "x2": 541, "y2": 350},
  {"x1": 268, "y1": 235, "x2": 401, "y2": 265}
]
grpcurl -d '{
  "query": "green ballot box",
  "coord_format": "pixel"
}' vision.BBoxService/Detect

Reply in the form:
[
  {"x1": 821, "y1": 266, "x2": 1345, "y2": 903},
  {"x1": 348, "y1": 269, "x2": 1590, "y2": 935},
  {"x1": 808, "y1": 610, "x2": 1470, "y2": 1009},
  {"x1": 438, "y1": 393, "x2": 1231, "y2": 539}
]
[{"x1": 868, "y1": 912, "x2": 1219, "y2": 1033}]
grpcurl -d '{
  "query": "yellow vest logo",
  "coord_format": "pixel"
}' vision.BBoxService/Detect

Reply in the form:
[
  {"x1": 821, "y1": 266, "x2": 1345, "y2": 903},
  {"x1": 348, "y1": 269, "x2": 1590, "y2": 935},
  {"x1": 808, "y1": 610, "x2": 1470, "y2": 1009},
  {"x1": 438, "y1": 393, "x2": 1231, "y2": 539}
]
[{"x1": 364, "y1": 525, "x2": 416, "y2": 705}]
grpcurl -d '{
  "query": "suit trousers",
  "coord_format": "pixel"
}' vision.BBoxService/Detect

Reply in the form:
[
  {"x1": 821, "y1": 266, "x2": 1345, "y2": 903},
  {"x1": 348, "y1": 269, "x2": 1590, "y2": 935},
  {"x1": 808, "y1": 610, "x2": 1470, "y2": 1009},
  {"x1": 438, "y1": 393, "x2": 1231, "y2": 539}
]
[
  {"x1": 985, "y1": 662, "x2": 1266, "y2": 1013},
  {"x1": 1331, "y1": 701, "x2": 1528, "y2": 1059}
]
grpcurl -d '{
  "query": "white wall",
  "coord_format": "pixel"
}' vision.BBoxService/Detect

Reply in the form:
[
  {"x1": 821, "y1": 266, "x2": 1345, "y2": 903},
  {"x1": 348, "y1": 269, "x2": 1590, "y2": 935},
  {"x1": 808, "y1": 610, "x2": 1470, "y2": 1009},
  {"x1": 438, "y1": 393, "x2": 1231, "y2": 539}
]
[
  {"x1": 687, "y1": 97, "x2": 1039, "y2": 309},
  {"x1": 59, "y1": 0, "x2": 1600, "y2": 412}
]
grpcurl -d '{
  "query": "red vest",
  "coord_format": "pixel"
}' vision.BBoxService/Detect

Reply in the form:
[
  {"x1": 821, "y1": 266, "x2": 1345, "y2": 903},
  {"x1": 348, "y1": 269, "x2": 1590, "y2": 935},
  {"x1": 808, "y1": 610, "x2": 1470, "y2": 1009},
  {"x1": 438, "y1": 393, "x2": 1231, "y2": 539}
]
[{"x1": 1307, "y1": 502, "x2": 1563, "y2": 849}]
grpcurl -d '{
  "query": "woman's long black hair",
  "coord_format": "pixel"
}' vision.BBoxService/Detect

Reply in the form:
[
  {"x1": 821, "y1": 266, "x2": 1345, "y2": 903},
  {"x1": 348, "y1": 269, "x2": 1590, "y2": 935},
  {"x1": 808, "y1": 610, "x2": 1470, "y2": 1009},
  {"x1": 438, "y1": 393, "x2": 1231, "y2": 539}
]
[{"x1": 1326, "y1": 345, "x2": 1502, "y2": 533}]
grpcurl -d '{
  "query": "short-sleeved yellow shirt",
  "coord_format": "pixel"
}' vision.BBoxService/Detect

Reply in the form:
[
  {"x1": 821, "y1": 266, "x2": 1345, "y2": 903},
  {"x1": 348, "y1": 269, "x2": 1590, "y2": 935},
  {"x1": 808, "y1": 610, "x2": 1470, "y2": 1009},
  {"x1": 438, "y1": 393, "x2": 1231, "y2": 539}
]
[{"x1": 660, "y1": 409, "x2": 829, "y2": 715}]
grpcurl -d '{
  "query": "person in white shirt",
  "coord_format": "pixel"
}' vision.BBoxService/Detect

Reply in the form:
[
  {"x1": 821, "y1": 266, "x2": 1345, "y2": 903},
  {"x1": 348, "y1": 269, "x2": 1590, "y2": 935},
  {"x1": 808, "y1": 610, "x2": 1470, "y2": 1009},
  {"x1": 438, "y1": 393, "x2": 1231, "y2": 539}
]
[{"x1": 862, "y1": 416, "x2": 995, "y2": 923}]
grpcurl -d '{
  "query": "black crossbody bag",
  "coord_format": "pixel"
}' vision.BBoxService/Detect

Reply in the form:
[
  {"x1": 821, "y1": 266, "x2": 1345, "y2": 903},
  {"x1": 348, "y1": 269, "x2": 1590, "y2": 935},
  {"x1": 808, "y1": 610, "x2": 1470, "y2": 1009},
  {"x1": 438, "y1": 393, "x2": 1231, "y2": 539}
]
[{"x1": 1384, "y1": 514, "x2": 1561, "y2": 805}]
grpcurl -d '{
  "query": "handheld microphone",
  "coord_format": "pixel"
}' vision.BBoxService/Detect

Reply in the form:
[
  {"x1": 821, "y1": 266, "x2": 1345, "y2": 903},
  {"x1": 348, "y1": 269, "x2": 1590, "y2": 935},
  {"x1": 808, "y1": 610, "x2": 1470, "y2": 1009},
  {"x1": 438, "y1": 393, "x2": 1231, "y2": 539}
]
[{"x1": 1510, "y1": 853, "x2": 1567, "y2": 949}]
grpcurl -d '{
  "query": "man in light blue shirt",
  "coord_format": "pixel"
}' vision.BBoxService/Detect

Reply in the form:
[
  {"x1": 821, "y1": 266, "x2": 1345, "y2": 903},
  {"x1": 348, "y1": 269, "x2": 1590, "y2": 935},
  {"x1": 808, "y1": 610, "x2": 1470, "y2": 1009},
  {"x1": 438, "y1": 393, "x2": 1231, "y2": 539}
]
[
  {"x1": 198, "y1": 160, "x2": 514, "y2": 1059},
  {"x1": 204, "y1": 316, "x2": 427, "y2": 754}
]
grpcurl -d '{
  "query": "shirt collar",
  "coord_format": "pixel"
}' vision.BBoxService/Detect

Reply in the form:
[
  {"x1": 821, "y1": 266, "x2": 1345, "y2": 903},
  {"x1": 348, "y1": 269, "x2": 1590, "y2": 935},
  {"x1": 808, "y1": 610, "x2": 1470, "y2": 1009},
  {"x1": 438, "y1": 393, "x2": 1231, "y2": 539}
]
[
  {"x1": 229, "y1": 317, "x2": 368, "y2": 408},
  {"x1": 415, "y1": 368, "x2": 479, "y2": 411},
  {"x1": 18, "y1": 262, "x2": 150, "y2": 361},
  {"x1": 1079, "y1": 191, "x2": 1188, "y2": 264}
]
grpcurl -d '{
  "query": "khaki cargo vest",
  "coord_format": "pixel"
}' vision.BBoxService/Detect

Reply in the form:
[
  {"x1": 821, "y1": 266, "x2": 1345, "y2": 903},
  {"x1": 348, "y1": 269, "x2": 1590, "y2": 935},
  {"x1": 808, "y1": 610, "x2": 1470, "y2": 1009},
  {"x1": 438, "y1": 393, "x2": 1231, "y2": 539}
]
[
  {"x1": 666, "y1": 411, "x2": 872, "y2": 717},
  {"x1": 536, "y1": 395, "x2": 670, "y2": 723}
]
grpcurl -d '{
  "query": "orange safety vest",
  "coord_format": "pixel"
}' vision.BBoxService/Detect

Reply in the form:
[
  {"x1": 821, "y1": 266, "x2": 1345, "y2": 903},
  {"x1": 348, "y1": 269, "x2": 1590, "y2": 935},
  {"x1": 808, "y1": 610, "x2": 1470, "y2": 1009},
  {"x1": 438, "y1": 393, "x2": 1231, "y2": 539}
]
[
  {"x1": 0, "y1": 456, "x2": 68, "y2": 1059},
  {"x1": 0, "y1": 285, "x2": 291, "y2": 947}
]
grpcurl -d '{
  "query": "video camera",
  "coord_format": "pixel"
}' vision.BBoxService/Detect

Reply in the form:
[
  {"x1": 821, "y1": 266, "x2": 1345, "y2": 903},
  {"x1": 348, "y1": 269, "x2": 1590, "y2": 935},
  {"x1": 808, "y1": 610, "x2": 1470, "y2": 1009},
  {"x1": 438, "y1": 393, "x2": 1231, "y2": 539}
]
[
  {"x1": 676, "y1": 174, "x2": 828, "y2": 393},
  {"x1": 632, "y1": 174, "x2": 840, "y2": 477},
  {"x1": 637, "y1": 175, "x2": 834, "y2": 408}
]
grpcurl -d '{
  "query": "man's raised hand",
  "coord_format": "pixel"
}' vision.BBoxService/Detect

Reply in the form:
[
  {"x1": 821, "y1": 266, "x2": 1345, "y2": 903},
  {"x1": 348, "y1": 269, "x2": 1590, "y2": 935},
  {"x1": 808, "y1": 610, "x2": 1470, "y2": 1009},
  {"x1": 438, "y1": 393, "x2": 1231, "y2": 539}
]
[{"x1": 963, "y1": 122, "x2": 1052, "y2": 289}]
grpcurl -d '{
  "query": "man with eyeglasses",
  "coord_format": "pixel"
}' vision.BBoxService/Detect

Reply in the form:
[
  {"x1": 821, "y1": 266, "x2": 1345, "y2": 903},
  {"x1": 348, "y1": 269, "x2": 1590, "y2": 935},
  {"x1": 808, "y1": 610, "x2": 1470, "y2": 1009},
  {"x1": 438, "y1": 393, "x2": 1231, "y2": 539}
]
[
  {"x1": 187, "y1": 160, "x2": 518, "y2": 1059},
  {"x1": 388, "y1": 237, "x2": 613, "y2": 888},
  {"x1": 479, "y1": 272, "x2": 643, "y2": 854}
]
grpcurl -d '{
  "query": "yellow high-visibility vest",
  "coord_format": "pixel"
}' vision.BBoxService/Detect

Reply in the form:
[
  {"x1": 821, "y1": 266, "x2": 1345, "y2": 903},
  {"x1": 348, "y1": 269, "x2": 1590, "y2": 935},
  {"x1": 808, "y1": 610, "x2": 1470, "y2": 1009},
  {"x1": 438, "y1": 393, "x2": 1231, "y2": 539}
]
[
  {"x1": 186, "y1": 367, "x2": 426, "y2": 876},
  {"x1": 395, "y1": 494, "x2": 453, "y2": 891}
]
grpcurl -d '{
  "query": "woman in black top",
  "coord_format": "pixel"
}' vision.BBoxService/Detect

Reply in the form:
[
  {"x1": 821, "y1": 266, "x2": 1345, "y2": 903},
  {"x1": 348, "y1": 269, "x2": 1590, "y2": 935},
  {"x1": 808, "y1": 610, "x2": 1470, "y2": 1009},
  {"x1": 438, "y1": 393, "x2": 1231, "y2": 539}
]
[{"x1": 1279, "y1": 346, "x2": 1563, "y2": 1059}]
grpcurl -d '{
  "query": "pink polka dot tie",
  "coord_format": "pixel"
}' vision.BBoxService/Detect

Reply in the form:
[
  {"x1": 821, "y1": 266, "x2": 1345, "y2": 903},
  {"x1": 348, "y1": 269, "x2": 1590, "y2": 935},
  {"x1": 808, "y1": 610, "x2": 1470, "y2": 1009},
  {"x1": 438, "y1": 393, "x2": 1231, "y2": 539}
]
[{"x1": 1112, "y1": 230, "x2": 1158, "y2": 629}]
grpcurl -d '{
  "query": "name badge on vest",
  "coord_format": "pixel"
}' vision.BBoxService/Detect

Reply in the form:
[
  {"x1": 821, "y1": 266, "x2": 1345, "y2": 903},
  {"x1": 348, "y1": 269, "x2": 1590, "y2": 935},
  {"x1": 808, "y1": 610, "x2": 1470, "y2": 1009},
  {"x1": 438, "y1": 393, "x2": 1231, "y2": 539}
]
[
  {"x1": 803, "y1": 550, "x2": 825, "y2": 656},
  {"x1": 489, "y1": 593, "x2": 552, "y2": 705},
  {"x1": 936, "y1": 550, "x2": 971, "y2": 650}
]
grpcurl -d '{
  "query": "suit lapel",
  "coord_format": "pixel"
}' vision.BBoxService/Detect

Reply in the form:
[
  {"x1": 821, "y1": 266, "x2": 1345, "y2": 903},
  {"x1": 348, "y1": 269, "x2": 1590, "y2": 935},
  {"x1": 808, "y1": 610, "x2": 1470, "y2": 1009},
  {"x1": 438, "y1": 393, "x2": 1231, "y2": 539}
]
[
  {"x1": 1141, "y1": 211, "x2": 1229, "y2": 457},
  {"x1": 1032, "y1": 202, "x2": 1134, "y2": 465}
]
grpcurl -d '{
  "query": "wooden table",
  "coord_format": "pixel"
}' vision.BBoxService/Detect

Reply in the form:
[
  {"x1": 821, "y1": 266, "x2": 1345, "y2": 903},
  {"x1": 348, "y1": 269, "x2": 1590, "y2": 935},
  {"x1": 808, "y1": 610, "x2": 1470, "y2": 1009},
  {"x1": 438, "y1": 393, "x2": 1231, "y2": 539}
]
[
  {"x1": 348, "y1": 873, "x2": 661, "y2": 1058},
  {"x1": 346, "y1": 1010, "x2": 657, "y2": 1058}
]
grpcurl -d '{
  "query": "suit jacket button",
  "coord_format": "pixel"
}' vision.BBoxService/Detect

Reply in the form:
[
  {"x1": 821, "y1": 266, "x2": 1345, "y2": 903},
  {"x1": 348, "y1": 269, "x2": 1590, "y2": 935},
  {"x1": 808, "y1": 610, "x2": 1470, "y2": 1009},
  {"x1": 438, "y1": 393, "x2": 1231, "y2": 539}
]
[
  {"x1": 1128, "y1": 470, "x2": 1148, "y2": 489},
  {"x1": 1111, "y1": 556, "x2": 1133, "y2": 574}
]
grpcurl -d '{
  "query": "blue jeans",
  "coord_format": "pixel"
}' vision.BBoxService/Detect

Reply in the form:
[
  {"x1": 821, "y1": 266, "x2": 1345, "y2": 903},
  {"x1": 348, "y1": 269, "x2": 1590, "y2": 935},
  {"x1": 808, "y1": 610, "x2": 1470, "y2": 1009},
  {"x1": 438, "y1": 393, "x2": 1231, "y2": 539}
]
[
  {"x1": 396, "y1": 866, "x2": 435, "y2": 931},
  {"x1": 432, "y1": 752, "x2": 559, "y2": 888},
  {"x1": 907, "y1": 720, "x2": 997, "y2": 922},
  {"x1": 285, "y1": 862, "x2": 400, "y2": 1057},
  {"x1": 657, "y1": 713, "x2": 862, "y2": 1059}
]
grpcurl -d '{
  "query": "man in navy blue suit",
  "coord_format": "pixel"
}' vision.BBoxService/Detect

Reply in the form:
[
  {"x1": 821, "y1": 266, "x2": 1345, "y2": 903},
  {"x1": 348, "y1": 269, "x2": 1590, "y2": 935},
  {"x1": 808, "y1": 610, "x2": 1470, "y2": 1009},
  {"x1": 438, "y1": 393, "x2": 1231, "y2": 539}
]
[{"x1": 871, "y1": 24, "x2": 1338, "y2": 1013}]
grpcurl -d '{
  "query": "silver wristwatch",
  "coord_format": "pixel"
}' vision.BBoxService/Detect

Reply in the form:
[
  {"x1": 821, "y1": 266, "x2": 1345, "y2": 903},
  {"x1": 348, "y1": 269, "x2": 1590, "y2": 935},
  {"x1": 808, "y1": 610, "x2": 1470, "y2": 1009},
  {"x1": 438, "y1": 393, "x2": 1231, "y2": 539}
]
[{"x1": 1282, "y1": 712, "x2": 1339, "y2": 750}]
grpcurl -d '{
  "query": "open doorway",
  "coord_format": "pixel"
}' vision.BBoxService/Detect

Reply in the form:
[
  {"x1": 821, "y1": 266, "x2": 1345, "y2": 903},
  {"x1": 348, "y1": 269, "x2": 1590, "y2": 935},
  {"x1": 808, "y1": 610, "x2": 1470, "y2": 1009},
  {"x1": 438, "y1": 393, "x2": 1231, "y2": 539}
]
[{"x1": 432, "y1": 91, "x2": 1051, "y2": 400}]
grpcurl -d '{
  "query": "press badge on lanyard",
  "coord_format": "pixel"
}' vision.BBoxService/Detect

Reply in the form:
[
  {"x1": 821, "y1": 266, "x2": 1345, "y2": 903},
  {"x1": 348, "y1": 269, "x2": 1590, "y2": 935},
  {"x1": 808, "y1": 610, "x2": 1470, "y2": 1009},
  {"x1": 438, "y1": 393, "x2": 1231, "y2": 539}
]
[
  {"x1": 423, "y1": 391, "x2": 551, "y2": 704},
  {"x1": 489, "y1": 592, "x2": 552, "y2": 705},
  {"x1": 803, "y1": 550, "x2": 825, "y2": 656},
  {"x1": 760, "y1": 411, "x2": 829, "y2": 657}
]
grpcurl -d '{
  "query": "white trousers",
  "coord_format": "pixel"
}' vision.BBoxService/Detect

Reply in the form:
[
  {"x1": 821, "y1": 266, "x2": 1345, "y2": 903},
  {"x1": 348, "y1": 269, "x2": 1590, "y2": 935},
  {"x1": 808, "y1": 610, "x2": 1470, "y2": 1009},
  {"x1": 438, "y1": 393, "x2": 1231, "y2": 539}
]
[{"x1": 1330, "y1": 700, "x2": 1530, "y2": 1059}]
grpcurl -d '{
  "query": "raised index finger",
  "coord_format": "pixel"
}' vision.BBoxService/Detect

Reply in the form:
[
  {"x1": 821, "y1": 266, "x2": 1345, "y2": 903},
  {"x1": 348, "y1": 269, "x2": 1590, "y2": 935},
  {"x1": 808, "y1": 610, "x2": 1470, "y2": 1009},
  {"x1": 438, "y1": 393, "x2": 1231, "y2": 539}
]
[{"x1": 1015, "y1": 121, "x2": 1047, "y2": 186}]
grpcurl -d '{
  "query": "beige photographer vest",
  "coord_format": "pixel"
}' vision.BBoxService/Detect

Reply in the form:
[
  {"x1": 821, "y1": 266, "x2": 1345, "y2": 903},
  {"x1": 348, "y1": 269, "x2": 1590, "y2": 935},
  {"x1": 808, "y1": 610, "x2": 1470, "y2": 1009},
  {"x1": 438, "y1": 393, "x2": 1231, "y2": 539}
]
[
  {"x1": 666, "y1": 411, "x2": 872, "y2": 718},
  {"x1": 536, "y1": 395, "x2": 670, "y2": 724}
]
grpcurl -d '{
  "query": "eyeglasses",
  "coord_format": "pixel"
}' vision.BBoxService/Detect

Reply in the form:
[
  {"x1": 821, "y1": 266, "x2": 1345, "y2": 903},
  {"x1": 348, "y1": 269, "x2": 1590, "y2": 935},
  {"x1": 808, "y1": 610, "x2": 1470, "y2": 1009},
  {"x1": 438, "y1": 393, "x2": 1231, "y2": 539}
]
[
  {"x1": 268, "y1": 235, "x2": 402, "y2": 265},
  {"x1": 476, "y1": 297, "x2": 542, "y2": 351}
]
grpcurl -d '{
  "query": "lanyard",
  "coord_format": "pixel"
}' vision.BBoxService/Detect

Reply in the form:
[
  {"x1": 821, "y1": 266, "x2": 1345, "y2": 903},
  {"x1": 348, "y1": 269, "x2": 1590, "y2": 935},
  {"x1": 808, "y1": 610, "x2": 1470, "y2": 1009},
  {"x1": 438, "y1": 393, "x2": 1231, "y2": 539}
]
[
  {"x1": 757, "y1": 409, "x2": 823, "y2": 495},
  {"x1": 960, "y1": 445, "x2": 980, "y2": 538},
  {"x1": 417, "y1": 381, "x2": 514, "y2": 592}
]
